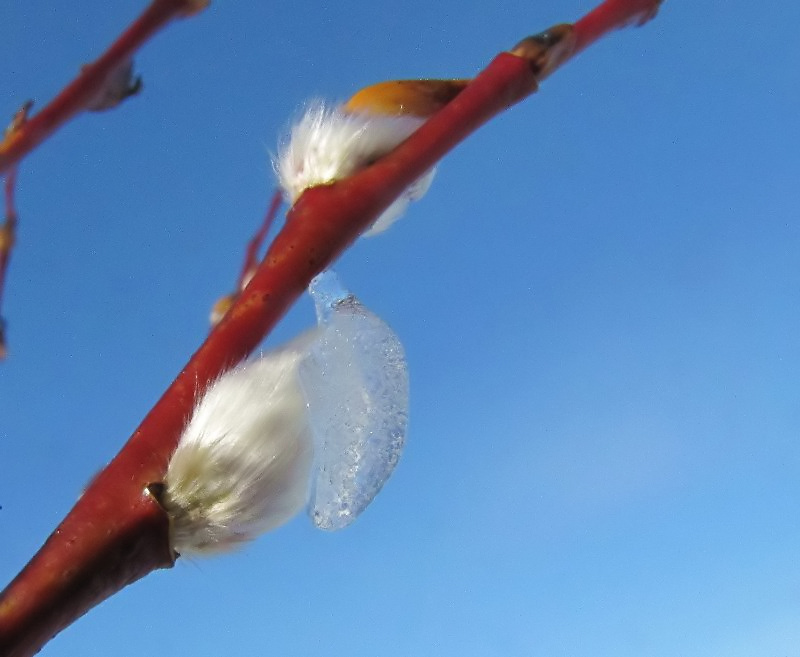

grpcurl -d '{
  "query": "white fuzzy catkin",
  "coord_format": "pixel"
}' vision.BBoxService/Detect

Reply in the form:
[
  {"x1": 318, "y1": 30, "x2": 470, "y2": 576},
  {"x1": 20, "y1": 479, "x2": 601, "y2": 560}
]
[
  {"x1": 275, "y1": 101, "x2": 435, "y2": 235},
  {"x1": 163, "y1": 337, "x2": 315, "y2": 556},
  {"x1": 162, "y1": 276, "x2": 409, "y2": 553}
]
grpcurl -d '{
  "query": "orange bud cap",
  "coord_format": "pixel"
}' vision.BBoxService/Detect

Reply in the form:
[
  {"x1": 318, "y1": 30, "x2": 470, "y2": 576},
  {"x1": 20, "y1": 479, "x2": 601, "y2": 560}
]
[{"x1": 345, "y1": 79, "x2": 471, "y2": 118}]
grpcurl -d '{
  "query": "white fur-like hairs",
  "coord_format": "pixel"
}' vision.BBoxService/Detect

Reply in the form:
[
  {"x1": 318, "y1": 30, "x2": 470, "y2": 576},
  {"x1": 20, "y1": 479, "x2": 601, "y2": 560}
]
[
  {"x1": 275, "y1": 101, "x2": 435, "y2": 235},
  {"x1": 163, "y1": 338, "x2": 315, "y2": 556},
  {"x1": 162, "y1": 273, "x2": 410, "y2": 554}
]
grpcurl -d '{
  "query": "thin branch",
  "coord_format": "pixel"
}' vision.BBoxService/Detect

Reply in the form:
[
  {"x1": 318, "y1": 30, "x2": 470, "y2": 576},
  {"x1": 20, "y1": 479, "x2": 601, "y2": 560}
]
[
  {"x1": 572, "y1": 0, "x2": 662, "y2": 54},
  {"x1": 0, "y1": 0, "x2": 209, "y2": 175},
  {"x1": 0, "y1": 0, "x2": 207, "y2": 357},
  {"x1": 210, "y1": 190, "x2": 284, "y2": 326},
  {"x1": 0, "y1": 168, "x2": 19, "y2": 359},
  {"x1": 239, "y1": 191, "x2": 284, "y2": 290},
  {"x1": 0, "y1": 1, "x2": 664, "y2": 655}
]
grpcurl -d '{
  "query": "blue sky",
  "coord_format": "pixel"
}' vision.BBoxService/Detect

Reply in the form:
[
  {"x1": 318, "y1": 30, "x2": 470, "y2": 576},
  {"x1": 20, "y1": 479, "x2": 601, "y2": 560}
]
[{"x1": 2, "y1": 1, "x2": 800, "y2": 655}]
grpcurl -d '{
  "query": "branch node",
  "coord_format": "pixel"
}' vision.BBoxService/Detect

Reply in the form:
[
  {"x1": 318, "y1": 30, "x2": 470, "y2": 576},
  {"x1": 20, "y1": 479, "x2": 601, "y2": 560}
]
[
  {"x1": 0, "y1": 220, "x2": 15, "y2": 252},
  {"x1": 5, "y1": 101, "x2": 34, "y2": 138},
  {"x1": 85, "y1": 59, "x2": 143, "y2": 112},
  {"x1": 510, "y1": 24, "x2": 577, "y2": 80}
]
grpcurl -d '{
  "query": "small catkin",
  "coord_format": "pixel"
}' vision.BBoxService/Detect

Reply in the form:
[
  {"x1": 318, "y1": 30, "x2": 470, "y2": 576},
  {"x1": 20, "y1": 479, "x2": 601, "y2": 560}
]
[
  {"x1": 163, "y1": 337, "x2": 315, "y2": 556},
  {"x1": 275, "y1": 101, "x2": 435, "y2": 235}
]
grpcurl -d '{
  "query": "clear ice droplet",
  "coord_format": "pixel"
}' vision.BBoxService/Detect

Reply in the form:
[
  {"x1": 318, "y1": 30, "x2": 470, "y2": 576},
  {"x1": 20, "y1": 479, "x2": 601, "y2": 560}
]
[{"x1": 300, "y1": 270, "x2": 409, "y2": 530}]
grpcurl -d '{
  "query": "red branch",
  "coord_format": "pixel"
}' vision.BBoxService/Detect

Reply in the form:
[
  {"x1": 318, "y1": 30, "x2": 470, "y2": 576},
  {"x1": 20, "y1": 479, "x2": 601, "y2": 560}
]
[
  {"x1": 0, "y1": 169, "x2": 18, "y2": 358},
  {"x1": 0, "y1": 1, "x2": 664, "y2": 655},
  {"x1": 238, "y1": 189, "x2": 283, "y2": 290},
  {"x1": 0, "y1": 0, "x2": 207, "y2": 356},
  {"x1": 572, "y1": 0, "x2": 662, "y2": 54},
  {"x1": 210, "y1": 190, "x2": 283, "y2": 326},
  {"x1": 0, "y1": 0, "x2": 208, "y2": 175}
]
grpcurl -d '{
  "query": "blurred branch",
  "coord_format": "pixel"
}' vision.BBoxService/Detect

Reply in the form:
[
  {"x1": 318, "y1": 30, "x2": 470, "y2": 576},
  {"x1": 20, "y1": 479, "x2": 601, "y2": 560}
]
[
  {"x1": 0, "y1": 0, "x2": 208, "y2": 358},
  {"x1": 0, "y1": 0, "x2": 209, "y2": 175},
  {"x1": 209, "y1": 190, "x2": 283, "y2": 327},
  {"x1": 0, "y1": 168, "x2": 19, "y2": 359},
  {"x1": 0, "y1": 0, "x2": 664, "y2": 655},
  {"x1": 0, "y1": 0, "x2": 209, "y2": 360}
]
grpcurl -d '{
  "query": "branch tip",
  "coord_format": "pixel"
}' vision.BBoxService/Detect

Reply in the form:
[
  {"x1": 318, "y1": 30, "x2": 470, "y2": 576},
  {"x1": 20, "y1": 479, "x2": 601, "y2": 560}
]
[
  {"x1": 571, "y1": 0, "x2": 665, "y2": 54},
  {"x1": 633, "y1": 0, "x2": 663, "y2": 26},
  {"x1": 175, "y1": 0, "x2": 210, "y2": 17}
]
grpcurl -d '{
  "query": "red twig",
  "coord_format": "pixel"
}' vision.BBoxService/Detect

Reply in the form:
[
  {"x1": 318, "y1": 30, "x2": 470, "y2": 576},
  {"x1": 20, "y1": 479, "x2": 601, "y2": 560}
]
[
  {"x1": 0, "y1": 169, "x2": 18, "y2": 358},
  {"x1": 0, "y1": 0, "x2": 207, "y2": 355},
  {"x1": 238, "y1": 190, "x2": 283, "y2": 290},
  {"x1": 0, "y1": 0, "x2": 209, "y2": 175},
  {"x1": 210, "y1": 190, "x2": 284, "y2": 326},
  {"x1": 0, "y1": 1, "x2": 664, "y2": 655},
  {"x1": 572, "y1": 0, "x2": 662, "y2": 54}
]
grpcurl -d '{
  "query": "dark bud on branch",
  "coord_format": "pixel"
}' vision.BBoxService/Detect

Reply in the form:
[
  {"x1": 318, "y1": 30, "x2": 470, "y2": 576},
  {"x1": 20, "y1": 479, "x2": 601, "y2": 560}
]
[
  {"x1": 4, "y1": 102, "x2": 34, "y2": 138},
  {"x1": 85, "y1": 59, "x2": 143, "y2": 112},
  {"x1": 510, "y1": 24, "x2": 577, "y2": 80}
]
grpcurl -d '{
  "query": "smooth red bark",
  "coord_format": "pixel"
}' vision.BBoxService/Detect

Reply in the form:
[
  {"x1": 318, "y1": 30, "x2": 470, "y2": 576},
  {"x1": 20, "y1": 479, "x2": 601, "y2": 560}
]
[{"x1": 572, "y1": 0, "x2": 662, "y2": 54}]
